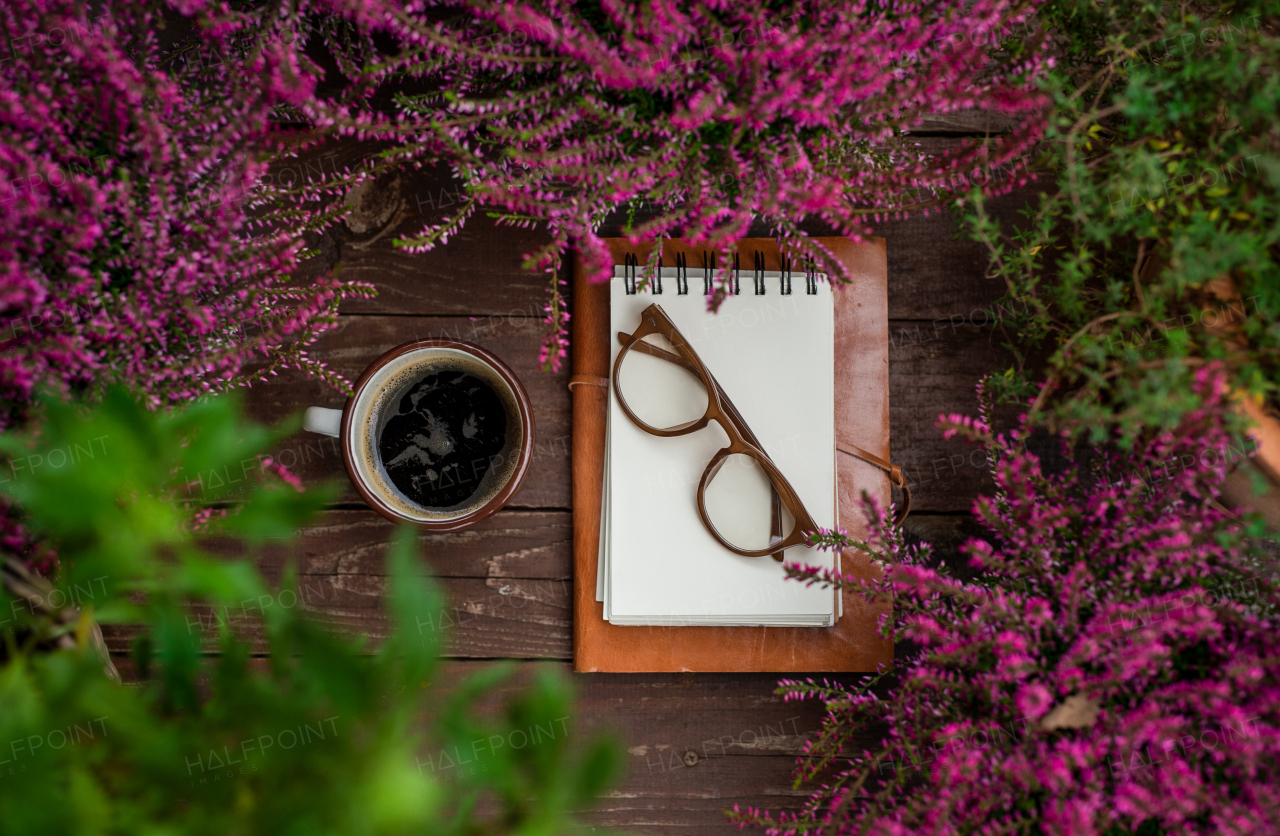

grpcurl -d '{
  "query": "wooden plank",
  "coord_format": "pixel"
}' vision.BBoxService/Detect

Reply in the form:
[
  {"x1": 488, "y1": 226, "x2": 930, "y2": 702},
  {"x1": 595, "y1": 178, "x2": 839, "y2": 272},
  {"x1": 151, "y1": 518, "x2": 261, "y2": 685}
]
[
  {"x1": 888, "y1": 321, "x2": 1014, "y2": 512},
  {"x1": 373, "y1": 662, "x2": 876, "y2": 834},
  {"x1": 909, "y1": 109, "x2": 1021, "y2": 135},
  {"x1": 333, "y1": 218, "x2": 553, "y2": 317},
  {"x1": 97, "y1": 512, "x2": 1014, "y2": 659},
  {"x1": 902, "y1": 512, "x2": 990, "y2": 581},
  {"x1": 581, "y1": 758, "x2": 810, "y2": 833},
  {"x1": 258, "y1": 508, "x2": 572, "y2": 580},
  {"x1": 110, "y1": 656, "x2": 868, "y2": 835},
  {"x1": 242, "y1": 315, "x2": 571, "y2": 509},
  {"x1": 281, "y1": 141, "x2": 556, "y2": 317},
  {"x1": 425, "y1": 664, "x2": 878, "y2": 835},
  {"x1": 99, "y1": 509, "x2": 574, "y2": 659},
  {"x1": 96, "y1": 510, "x2": 1007, "y2": 665},
  {"x1": 902, "y1": 513, "x2": 987, "y2": 555},
  {"x1": 870, "y1": 185, "x2": 1045, "y2": 321},
  {"x1": 100, "y1": 576, "x2": 572, "y2": 659},
  {"x1": 488, "y1": 668, "x2": 875, "y2": 833},
  {"x1": 882, "y1": 217, "x2": 1000, "y2": 323}
]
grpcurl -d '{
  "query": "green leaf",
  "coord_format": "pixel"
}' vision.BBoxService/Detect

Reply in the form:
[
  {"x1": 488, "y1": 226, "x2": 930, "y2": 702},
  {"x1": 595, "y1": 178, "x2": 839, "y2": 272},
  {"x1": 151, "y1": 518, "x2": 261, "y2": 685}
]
[{"x1": 381, "y1": 526, "x2": 443, "y2": 685}]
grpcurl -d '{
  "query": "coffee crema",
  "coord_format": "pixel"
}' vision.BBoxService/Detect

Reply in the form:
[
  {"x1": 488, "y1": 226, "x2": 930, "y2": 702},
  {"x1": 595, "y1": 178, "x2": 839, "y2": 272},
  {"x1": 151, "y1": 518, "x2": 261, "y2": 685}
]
[{"x1": 377, "y1": 371, "x2": 508, "y2": 509}]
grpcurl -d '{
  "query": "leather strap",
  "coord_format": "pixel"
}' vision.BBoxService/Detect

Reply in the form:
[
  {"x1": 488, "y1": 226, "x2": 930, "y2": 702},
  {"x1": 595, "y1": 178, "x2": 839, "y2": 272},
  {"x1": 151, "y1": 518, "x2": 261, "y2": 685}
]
[
  {"x1": 568, "y1": 374, "x2": 609, "y2": 392},
  {"x1": 837, "y1": 441, "x2": 911, "y2": 525}
]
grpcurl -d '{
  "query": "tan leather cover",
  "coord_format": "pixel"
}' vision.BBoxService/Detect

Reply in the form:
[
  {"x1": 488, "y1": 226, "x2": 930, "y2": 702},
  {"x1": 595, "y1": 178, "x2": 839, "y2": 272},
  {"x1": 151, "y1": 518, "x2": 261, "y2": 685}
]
[{"x1": 571, "y1": 238, "x2": 894, "y2": 672}]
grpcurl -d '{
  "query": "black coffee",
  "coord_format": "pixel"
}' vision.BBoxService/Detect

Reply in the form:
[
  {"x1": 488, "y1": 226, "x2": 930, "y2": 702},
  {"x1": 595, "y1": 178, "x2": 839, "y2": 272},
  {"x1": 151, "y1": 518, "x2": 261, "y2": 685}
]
[{"x1": 377, "y1": 370, "x2": 508, "y2": 509}]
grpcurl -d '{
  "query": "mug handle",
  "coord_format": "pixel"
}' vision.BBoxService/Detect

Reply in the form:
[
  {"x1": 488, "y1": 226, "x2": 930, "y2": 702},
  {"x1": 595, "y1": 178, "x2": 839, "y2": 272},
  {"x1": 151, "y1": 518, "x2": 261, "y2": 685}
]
[{"x1": 303, "y1": 407, "x2": 343, "y2": 438}]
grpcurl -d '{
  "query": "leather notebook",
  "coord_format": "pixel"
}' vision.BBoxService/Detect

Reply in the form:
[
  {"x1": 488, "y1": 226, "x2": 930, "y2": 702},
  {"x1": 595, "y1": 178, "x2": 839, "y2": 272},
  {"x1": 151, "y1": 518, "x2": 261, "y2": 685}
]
[{"x1": 571, "y1": 237, "x2": 895, "y2": 672}]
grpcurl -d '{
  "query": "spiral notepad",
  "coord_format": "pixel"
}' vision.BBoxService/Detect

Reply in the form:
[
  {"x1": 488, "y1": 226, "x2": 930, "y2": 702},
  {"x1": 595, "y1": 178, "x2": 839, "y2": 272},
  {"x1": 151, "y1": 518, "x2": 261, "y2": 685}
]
[{"x1": 598, "y1": 254, "x2": 839, "y2": 627}]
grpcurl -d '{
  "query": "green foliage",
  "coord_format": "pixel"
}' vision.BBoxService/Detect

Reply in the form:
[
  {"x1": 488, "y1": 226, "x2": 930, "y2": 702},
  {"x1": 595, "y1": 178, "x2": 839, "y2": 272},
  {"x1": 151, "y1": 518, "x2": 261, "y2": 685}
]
[
  {"x1": 0, "y1": 388, "x2": 618, "y2": 835},
  {"x1": 965, "y1": 0, "x2": 1280, "y2": 443}
]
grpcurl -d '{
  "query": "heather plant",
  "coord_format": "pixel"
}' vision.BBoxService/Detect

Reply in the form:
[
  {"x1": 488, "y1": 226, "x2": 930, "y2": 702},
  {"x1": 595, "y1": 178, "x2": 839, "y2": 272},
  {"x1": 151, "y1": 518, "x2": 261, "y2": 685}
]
[
  {"x1": 733, "y1": 370, "x2": 1280, "y2": 835},
  {"x1": 1, "y1": 1, "x2": 1056, "y2": 378},
  {"x1": 0, "y1": 387, "x2": 618, "y2": 835},
  {"x1": 963, "y1": 0, "x2": 1280, "y2": 443},
  {"x1": 0, "y1": 0, "x2": 388, "y2": 573},
  {"x1": 304, "y1": 0, "x2": 1053, "y2": 369},
  {"x1": 0, "y1": 0, "x2": 374, "y2": 427}
]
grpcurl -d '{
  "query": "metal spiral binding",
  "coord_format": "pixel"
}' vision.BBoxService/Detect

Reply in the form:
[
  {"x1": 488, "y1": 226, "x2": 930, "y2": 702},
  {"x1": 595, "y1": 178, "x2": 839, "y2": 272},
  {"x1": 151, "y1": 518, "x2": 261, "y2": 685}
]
[
  {"x1": 624, "y1": 252, "x2": 638, "y2": 295},
  {"x1": 629, "y1": 246, "x2": 819, "y2": 298},
  {"x1": 652, "y1": 253, "x2": 663, "y2": 294}
]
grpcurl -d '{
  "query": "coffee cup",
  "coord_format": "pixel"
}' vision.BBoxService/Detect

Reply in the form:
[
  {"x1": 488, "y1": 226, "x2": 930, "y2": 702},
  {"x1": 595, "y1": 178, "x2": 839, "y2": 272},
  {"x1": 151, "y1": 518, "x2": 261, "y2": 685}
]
[{"x1": 303, "y1": 339, "x2": 534, "y2": 532}]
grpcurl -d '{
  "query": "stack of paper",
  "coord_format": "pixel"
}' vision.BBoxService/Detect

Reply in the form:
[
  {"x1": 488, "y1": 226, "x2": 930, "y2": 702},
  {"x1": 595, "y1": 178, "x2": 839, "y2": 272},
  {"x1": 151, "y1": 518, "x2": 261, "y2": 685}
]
[{"x1": 598, "y1": 265, "x2": 839, "y2": 626}]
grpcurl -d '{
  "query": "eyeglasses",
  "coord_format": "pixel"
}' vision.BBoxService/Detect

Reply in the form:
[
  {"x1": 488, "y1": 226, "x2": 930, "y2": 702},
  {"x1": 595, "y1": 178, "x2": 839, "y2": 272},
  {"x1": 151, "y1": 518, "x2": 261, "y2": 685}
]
[{"x1": 612, "y1": 303, "x2": 820, "y2": 561}]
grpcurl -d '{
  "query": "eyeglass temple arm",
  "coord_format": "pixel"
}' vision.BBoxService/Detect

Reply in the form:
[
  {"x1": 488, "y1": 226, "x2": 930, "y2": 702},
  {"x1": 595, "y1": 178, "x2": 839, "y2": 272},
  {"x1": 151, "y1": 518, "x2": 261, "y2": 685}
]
[
  {"x1": 837, "y1": 443, "x2": 912, "y2": 525},
  {"x1": 617, "y1": 332, "x2": 785, "y2": 560}
]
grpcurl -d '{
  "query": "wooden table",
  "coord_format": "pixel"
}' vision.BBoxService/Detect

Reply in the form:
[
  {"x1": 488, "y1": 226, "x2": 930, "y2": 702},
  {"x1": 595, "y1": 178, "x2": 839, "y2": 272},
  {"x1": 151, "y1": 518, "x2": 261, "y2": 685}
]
[{"x1": 105, "y1": 131, "x2": 1035, "y2": 833}]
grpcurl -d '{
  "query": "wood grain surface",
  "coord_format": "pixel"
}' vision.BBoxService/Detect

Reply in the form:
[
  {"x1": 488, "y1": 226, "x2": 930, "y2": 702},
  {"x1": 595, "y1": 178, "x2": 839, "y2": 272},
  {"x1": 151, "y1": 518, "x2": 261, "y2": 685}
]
[
  {"x1": 108, "y1": 134, "x2": 1042, "y2": 833},
  {"x1": 112, "y1": 656, "x2": 872, "y2": 833}
]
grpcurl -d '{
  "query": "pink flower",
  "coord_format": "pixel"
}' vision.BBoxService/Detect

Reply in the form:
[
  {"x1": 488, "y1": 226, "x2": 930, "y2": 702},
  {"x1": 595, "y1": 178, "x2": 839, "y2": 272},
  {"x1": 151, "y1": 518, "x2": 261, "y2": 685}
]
[
  {"x1": 738, "y1": 367, "x2": 1280, "y2": 836},
  {"x1": 1016, "y1": 683, "x2": 1054, "y2": 722}
]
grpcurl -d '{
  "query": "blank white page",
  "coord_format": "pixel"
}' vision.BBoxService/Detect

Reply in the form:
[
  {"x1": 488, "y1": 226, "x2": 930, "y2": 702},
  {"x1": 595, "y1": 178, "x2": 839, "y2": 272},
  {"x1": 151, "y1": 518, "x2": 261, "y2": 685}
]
[{"x1": 607, "y1": 268, "x2": 836, "y2": 624}]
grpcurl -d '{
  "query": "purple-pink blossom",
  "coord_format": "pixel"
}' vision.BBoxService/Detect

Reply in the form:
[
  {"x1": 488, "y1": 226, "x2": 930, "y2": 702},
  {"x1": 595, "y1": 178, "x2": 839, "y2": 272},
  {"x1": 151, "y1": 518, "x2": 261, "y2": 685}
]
[
  {"x1": 0, "y1": 0, "x2": 373, "y2": 426},
  {"x1": 312, "y1": 0, "x2": 1052, "y2": 368},
  {"x1": 740, "y1": 366, "x2": 1280, "y2": 835}
]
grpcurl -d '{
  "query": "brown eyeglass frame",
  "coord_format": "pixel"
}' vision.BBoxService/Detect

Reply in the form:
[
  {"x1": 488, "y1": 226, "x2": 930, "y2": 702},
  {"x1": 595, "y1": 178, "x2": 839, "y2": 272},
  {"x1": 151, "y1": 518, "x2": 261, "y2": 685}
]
[{"x1": 612, "y1": 303, "x2": 820, "y2": 562}]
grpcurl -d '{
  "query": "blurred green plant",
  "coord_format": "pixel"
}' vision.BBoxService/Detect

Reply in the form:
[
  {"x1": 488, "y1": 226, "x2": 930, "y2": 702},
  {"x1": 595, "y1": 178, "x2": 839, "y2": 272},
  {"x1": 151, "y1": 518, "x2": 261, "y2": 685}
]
[
  {"x1": 964, "y1": 0, "x2": 1279, "y2": 444},
  {"x1": 0, "y1": 387, "x2": 618, "y2": 835}
]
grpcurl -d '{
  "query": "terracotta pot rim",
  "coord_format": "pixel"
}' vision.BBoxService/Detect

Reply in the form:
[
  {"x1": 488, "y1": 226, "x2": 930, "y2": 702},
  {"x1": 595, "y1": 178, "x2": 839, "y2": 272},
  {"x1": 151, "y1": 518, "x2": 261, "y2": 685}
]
[{"x1": 340, "y1": 339, "x2": 535, "y2": 532}]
